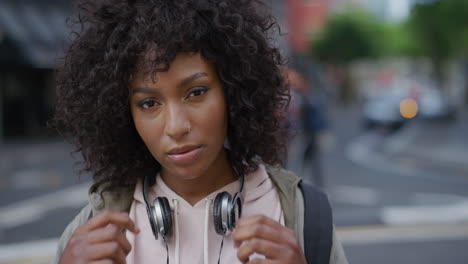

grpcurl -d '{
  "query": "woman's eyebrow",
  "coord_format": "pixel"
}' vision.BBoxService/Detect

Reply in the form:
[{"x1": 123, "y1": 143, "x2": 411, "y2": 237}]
[
  {"x1": 176, "y1": 72, "x2": 208, "y2": 89},
  {"x1": 132, "y1": 72, "x2": 209, "y2": 94},
  {"x1": 132, "y1": 87, "x2": 158, "y2": 95}
]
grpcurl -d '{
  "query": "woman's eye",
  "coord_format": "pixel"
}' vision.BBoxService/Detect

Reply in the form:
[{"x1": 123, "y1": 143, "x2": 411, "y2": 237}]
[
  {"x1": 187, "y1": 87, "x2": 208, "y2": 98},
  {"x1": 138, "y1": 99, "x2": 159, "y2": 109}
]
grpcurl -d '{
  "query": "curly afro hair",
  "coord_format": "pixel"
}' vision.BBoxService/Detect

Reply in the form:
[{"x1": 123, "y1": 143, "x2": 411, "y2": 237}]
[{"x1": 53, "y1": 0, "x2": 290, "y2": 187}]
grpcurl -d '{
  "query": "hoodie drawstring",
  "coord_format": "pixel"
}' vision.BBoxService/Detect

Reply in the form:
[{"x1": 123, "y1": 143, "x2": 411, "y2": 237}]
[
  {"x1": 173, "y1": 199, "x2": 180, "y2": 264},
  {"x1": 204, "y1": 198, "x2": 213, "y2": 264},
  {"x1": 171, "y1": 198, "x2": 214, "y2": 264}
]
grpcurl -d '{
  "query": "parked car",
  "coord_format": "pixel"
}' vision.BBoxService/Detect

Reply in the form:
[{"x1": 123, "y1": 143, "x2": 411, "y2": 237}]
[
  {"x1": 418, "y1": 88, "x2": 456, "y2": 121},
  {"x1": 363, "y1": 78, "x2": 454, "y2": 130},
  {"x1": 363, "y1": 82, "x2": 407, "y2": 130}
]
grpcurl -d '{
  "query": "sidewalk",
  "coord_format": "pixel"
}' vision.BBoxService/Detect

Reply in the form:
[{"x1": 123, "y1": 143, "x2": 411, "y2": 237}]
[{"x1": 382, "y1": 108, "x2": 468, "y2": 175}]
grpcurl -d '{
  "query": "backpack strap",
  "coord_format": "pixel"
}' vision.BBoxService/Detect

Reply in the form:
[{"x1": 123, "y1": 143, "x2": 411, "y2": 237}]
[{"x1": 299, "y1": 182, "x2": 333, "y2": 264}]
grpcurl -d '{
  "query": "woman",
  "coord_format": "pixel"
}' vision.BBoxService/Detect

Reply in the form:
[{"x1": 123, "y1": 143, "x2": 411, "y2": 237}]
[{"x1": 53, "y1": 0, "x2": 347, "y2": 263}]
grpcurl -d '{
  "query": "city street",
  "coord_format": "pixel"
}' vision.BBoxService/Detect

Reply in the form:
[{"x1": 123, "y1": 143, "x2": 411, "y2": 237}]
[
  {"x1": 322, "y1": 105, "x2": 468, "y2": 227},
  {"x1": 1, "y1": 0, "x2": 467, "y2": 263},
  {"x1": 1, "y1": 104, "x2": 467, "y2": 263},
  {"x1": 319, "y1": 104, "x2": 468, "y2": 263}
]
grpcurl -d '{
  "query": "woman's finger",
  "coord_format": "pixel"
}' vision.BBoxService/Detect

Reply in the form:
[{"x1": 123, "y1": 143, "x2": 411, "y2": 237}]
[
  {"x1": 236, "y1": 238, "x2": 284, "y2": 263},
  {"x1": 83, "y1": 211, "x2": 140, "y2": 234},
  {"x1": 86, "y1": 241, "x2": 127, "y2": 264},
  {"x1": 86, "y1": 224, "x2": 132, "y2": 254},
  {"x1": 89, "y1": 260, "x2": 114, "y2": 264},
  {"x1": 245, "y1": 258, "x2": 276, "y2": 264},
  {"x1": 245, "y1": 259, "x2": 275, "y2": 264},
  {"x1": 232, "y1": 217, "x2": 296, "y2": 248}
]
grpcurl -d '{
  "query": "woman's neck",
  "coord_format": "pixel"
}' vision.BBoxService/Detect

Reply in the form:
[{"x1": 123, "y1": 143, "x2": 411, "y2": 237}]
[{"x1": 160, "y1": 150, "x2": 238, "y2": 206}]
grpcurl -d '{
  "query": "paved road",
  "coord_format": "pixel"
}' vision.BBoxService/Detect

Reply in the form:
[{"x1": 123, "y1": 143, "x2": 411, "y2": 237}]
[
  {"x1": 317, "y1": 105, "x2": 468, "y2": 226},
  {"x1": 345, "y1": 238, "x2": 468, "y2": 264},
  {"x1": 340, "y1": 223, "x2": 468, "y2": 264},
  {"x1": 0, "y1": 141, "x2": 91, "y2": 244}
]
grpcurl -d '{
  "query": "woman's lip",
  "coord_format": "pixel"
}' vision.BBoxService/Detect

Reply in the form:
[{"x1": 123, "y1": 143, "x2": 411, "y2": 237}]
[
  {"x1": 168, "y1": 145, "x2": 199, "y2": 155},
  {"x1": 167, "y1": 146, "x2": 203, "y2": 166}
]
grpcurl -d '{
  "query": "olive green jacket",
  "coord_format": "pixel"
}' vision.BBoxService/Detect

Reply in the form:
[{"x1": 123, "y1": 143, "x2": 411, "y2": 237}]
[{"x1": 53, "y1": 166, "x2": 348, "y2": 264}]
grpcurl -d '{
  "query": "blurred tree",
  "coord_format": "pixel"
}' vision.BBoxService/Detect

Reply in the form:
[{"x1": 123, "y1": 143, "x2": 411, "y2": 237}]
[
  {"x1": 310, "y1": 9, "x2": 383, "y2": 104},
  {"x1": 311, "y1": 2, "x2": 468, "y2": 104},
  {"x1": 381, "y1": 22, "x2": 422, "y2": 58},
  {"x1": 408, "y1": 0, "x2": 468, "y2": 93}
]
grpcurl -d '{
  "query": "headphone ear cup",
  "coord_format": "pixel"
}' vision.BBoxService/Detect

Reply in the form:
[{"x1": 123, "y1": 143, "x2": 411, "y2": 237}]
[
  {"x1": 155, "y1": 197, "x2": 173, "y2": 238},
  {"x1": 146, "y1": 205, "x2": 159, "y2": 239},
  {"x1": 229, "y1": 195, "x2": 241, "y2": 230},
  {"x1": 213, "y1": 192, "x2": 228, "y2": 235}
]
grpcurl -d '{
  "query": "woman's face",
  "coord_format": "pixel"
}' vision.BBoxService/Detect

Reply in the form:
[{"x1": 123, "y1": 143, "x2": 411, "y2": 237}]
[{"x1": 130, "y1": 52, "x2": 228, "y2": 180}]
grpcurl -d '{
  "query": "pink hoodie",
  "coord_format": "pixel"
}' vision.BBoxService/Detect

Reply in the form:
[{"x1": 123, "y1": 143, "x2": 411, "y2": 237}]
[{"x1": 126, "y1": 164, "x2": 284, "y2": 264}]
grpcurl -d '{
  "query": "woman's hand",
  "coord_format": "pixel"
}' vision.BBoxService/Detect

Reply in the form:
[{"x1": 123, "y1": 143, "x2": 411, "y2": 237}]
[
  {"x1": 232, "y1": 215, "x2": 306, "y2": 264},
  {"x1": 59, "y1": 211, "x2": 140, "y2": 264}
]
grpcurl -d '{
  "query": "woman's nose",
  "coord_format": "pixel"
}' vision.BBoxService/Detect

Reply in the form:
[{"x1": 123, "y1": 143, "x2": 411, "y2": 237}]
[{"x1": 164, "y1": 104, "x2": 190, "y2": 140}]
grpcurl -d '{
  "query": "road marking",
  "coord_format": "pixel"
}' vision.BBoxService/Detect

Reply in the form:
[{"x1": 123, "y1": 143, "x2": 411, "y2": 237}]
[
  {"x1": 347, "y1": 134, "x2": 423, "y2": 177},
  {"x1": 382, "y1": 200, "x2": 468, "y2": 225},
  {"x1": 0, "y1": 238, "x2": 57, "y2": 263},
  {"x1": 329, "y1": 184, "x2": 468, "y2": 224},
  {"x1": 0, "y1": 182, "x2": 91, "y2": 229},
  {"x1": 345, "y1": 132, "x2": 468, "y2": 224},
  {"x1": 410, "y1": 192, "x2": 467, "y2": 205},
  {"x1": 346, "y1": 132, "x2": 468, "y2": 184},
  {"x1": 384, "y1": 122, "x2": 468, "y2": 171},
  {"x1": 329, "y1": 185, "x2": 380, "y2": 206},
  {"x1": 336, "y1": 222, "x2": 468, "y2": 244}
]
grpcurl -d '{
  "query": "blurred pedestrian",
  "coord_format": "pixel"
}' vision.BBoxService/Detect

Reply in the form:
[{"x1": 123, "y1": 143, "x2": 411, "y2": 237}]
[
  {"x1": 286, "y1": 69, "x2": 327, "y2": 188},
  {"x1": 51, "y1": 1, "x2": 347, "y2": 264}
]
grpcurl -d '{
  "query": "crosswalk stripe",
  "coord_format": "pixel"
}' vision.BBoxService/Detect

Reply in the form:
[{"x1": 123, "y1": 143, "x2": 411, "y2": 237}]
[{"x1": 0, "y1": 182, "x2": 90, "y2": 229}]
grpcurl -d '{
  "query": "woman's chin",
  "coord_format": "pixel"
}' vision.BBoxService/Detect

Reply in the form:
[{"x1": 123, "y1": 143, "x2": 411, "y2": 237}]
[{"x1": 162, "y1": 165, "x2": 205, "y2": 181}]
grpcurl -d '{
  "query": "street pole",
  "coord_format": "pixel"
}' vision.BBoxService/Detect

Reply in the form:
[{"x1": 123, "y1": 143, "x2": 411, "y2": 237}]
[
  {"x1": 0, "y1": 73, "x2": 3, "y2": 146},
  {"x1": 0, "y1": 32, "x2": 3, "y2": 146}
]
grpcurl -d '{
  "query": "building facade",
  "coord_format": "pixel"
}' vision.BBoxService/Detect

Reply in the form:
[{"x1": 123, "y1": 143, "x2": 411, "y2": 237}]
[
  {"x1": 0, "y1": 0, "x2": 72, "y2": 141},
  {"x1": 286, "y1": 0, "x2": 330, "y2": 54}
]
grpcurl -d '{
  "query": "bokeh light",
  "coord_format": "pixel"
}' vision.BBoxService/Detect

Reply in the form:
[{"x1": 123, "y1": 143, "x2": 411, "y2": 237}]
[{"x1": 400, "y1": 98, "x2": 418, "y2": 119}]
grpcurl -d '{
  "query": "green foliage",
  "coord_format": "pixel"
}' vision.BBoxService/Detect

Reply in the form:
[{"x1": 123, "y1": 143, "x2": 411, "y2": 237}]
[
  {"x1": 408, "y1": 0, "x2": 468, "y2": 61},
  {"x1": 310, "y1": 1, "x2": 468, "y2": 64},
  {"x1": 381, "y1": 22, "x2": 423, "y2": 58},
  {"x1": 311, "y1": 9, "x2": 383, "y2": 64}
]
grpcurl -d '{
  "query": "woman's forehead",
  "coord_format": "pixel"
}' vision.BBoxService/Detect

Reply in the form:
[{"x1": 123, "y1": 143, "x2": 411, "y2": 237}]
[{"x1": 131, "y1": 52, "x2": 215, "y2": 86}]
